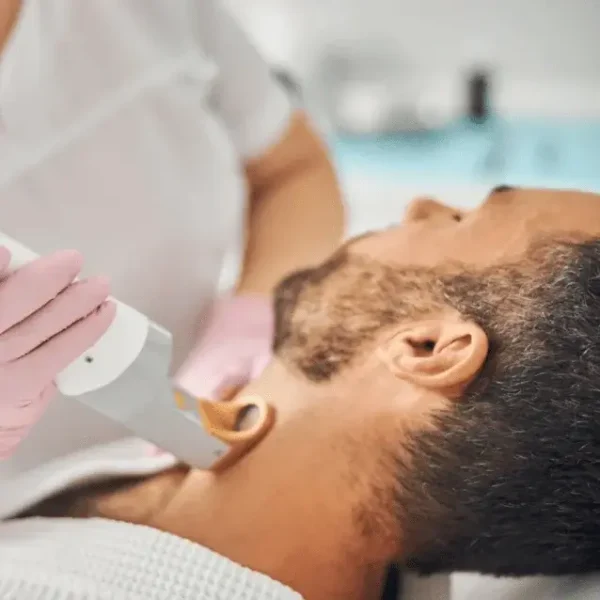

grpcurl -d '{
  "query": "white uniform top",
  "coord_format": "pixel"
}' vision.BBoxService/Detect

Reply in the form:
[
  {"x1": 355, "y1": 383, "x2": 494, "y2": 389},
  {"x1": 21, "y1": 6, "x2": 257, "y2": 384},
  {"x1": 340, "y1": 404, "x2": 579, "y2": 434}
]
[{"x1": 0, "y1": 0, "x2": 290, "y2": 510}]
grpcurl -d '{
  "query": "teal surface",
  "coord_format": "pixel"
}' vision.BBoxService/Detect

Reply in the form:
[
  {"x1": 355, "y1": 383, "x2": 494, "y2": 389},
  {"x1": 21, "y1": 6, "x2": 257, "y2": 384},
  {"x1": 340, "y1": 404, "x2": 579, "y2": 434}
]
[{"x1": 330, "y1": 117, "x2": 600, "y2": 192}]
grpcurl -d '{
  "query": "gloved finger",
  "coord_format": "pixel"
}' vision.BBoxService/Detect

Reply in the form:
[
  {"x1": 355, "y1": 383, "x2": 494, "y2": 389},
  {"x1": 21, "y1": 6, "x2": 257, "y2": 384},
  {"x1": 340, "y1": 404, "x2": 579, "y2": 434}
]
[
  {"x1": 0, "y1": 276, "x2": 110, "y2": 363},
  {"x1": 0, "y1": 250, "x2": 83, "y2": 335},
  {"x1": 0, "y1": 382, "x2": 56, "y2": 431},
  {"x1": 14, "y1": 301, "x2": 116, "y2": 397},
  {"x1": 0, "y1": 383, "x2": 56, "y2": 459}
]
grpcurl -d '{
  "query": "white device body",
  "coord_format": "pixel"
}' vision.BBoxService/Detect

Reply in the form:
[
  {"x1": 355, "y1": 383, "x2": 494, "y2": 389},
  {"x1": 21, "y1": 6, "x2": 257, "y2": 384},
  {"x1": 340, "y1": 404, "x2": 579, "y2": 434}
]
[{"x1": 0, "y1": 233, "x2": 149, "y2": 397}]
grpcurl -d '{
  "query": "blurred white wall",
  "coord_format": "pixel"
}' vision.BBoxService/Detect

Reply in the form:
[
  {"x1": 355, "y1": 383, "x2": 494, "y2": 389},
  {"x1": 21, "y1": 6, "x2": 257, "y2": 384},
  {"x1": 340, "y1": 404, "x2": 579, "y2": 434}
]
[
  {"x1": 226, "y1": 0, "x2": 599, "y2": 77},
  {"x1": 226, "y1": 0, "x2": 600, "y2": 117}
]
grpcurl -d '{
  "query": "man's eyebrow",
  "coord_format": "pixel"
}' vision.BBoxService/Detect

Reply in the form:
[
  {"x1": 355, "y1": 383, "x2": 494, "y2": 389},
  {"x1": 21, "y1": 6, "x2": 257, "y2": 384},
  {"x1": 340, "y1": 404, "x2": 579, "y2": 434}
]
[{"x1": 490, "y1": 185, "x2": 515, "y2": 194}]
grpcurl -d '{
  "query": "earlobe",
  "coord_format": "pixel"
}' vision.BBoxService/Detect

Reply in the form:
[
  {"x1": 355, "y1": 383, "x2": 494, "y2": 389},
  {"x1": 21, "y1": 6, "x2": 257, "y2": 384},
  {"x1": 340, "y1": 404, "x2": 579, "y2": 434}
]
[{"x1": 377, "y1": 319, "x2": 488, "y2": 397}]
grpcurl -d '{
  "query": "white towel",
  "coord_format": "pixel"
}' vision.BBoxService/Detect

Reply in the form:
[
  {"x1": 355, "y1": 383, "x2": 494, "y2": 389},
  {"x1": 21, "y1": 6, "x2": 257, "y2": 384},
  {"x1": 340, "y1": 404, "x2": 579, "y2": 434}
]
[{"x1": 0, "y1": 517, "x2": 302, "y2": 599}]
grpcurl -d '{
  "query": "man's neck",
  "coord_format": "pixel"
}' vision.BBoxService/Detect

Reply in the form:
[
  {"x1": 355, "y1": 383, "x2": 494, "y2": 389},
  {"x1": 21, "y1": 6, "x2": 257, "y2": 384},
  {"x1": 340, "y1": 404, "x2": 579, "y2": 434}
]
[
  {"x1": 0, "y1": 0, "x2": 21, "y2": 54},
  {"x1": 150, "y1": 468, "x2": 389, "y2": 600},
  {"x1": 161, "y1": 360, "x2": 398, "y2": 599},
  {"x1": 23, "y1": 459, "x2": 390, "y2": 600}
]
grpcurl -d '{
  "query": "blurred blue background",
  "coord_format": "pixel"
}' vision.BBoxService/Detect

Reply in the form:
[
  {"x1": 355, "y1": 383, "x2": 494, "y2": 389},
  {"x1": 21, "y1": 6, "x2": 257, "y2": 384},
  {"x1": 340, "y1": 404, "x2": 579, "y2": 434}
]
[{"x1": 332, "y1": 117, "x2": 600, "y2": 192}]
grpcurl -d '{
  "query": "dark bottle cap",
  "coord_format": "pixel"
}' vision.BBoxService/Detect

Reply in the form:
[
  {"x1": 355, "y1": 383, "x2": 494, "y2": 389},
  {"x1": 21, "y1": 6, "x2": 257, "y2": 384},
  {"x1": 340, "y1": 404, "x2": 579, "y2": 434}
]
[{"x1": 468, "y1": 70, "x2": 490, "y2": 123}]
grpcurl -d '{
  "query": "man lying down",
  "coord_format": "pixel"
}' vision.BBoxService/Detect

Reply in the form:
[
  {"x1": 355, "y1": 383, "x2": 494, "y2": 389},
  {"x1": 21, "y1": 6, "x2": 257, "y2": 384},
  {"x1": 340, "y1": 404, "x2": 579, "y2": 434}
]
[{"x1": 2, "y1": 186, "x2": 600, "y2": 600}]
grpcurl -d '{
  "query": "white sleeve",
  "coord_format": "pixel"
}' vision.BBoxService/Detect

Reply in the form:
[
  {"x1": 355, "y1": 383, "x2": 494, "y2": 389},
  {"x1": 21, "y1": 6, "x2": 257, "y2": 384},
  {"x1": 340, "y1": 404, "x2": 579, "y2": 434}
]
[{"x1": 192, "y1": 0, "x2": 293, "y2": 160}]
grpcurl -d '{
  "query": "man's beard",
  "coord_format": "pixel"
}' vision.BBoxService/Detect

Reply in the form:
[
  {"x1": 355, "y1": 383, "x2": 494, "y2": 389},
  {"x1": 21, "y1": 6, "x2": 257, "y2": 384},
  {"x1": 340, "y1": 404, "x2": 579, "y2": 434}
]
[{"x1": 272, "y1": 248, "x2": 440, "y2": 382}]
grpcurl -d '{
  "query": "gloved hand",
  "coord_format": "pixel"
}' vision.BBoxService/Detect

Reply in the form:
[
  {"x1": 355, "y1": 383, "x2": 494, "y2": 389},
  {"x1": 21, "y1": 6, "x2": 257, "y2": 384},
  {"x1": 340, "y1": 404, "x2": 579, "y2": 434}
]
[
  {"x1": 175, "y1": 294, "x2": 274, "y2": 401},
  {"x1": 0, "y1": 247, "x2": 115, "y2": 459}
]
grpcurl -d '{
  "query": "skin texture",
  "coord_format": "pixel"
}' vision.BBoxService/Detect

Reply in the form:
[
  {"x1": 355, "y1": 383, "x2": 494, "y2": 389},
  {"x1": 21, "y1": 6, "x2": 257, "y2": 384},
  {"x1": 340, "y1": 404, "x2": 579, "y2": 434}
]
[{"x1": 23, "y1": 187, "x2": 600, "y2": 600}]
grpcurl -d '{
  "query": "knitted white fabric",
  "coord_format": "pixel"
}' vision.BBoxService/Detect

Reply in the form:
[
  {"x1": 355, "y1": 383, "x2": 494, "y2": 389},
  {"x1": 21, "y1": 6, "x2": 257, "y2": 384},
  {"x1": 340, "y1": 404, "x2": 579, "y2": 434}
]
[{"x1": 0, "y1": 517, "x2": 302, "y2": 600}]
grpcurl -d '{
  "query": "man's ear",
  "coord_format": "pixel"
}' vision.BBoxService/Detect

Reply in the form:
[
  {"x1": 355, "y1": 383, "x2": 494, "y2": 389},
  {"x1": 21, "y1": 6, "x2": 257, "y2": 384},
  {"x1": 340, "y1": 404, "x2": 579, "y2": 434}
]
[{"x1": 377, "y1": 319, "x2": 488, "y2": 398}]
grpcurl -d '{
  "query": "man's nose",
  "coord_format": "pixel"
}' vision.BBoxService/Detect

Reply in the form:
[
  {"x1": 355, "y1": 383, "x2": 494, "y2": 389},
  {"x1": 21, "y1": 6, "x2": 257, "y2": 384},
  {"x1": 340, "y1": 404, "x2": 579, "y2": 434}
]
[{"x1": 404, "y1": 197, "x2": 462, "y2": 222}]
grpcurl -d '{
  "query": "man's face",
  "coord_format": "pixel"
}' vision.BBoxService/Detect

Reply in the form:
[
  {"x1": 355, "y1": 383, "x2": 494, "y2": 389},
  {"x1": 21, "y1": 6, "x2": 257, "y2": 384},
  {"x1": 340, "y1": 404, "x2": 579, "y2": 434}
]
[
  {"x1": 348, "y1": 186, "x2": 600, "y2": 268},
  {"x1": 271, "y1": 187, "x2": 600, "y2": 575},
  {"x1": 273, "y1": 187, "x2": 600, "y2": 382}
]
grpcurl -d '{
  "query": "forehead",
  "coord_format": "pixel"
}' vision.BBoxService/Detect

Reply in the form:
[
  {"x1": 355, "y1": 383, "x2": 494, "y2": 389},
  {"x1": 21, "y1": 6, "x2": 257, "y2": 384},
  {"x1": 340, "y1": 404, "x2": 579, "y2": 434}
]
[{"x1": 349, "y1": 188, "x2": 600, "y2": 268}]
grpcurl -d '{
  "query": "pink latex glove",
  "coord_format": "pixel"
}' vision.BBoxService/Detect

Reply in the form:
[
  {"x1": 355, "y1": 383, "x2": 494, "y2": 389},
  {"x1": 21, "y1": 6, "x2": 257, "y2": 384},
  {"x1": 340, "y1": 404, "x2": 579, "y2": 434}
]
[
  {"x1": 0, "y1": 247, "x2": 115, "y2": 459},
  {"x1": 175, "y1": 295, "x2": 274, "y2": 401}
]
